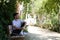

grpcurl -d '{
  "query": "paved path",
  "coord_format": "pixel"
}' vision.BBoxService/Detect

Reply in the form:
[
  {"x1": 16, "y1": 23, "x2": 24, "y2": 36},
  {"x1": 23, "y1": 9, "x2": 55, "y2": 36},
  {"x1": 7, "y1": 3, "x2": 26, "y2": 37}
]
[{"x1": 25, "y1": 26, "x2": 60, "y2": 40}]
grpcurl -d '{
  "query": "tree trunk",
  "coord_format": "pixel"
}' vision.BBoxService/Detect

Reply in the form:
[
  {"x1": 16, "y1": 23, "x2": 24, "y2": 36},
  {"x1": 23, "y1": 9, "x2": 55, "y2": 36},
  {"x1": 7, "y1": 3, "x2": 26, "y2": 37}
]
[{"x1": 15, "y1": 1, "x2": 20, "y2": 14}]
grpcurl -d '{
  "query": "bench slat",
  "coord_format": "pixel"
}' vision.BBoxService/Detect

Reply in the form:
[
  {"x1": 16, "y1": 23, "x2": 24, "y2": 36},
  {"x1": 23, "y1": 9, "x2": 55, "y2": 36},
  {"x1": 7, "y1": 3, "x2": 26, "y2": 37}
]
[{"x1": 11, "y1": 36, "x2": 24, "y2": 38}]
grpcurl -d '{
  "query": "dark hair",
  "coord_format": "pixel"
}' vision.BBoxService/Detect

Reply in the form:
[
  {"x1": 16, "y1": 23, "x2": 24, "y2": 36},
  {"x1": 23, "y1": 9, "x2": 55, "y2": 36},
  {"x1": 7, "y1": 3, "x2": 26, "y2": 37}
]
[{"x1": 13, "y1": 13, "x2": 18, "y2": 17}]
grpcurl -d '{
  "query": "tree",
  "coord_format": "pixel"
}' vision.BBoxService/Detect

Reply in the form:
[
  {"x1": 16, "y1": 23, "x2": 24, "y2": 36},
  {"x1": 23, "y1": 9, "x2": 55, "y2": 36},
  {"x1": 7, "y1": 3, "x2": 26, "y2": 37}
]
[
  {"x1": 44, "y1": 0, "x2": 59, "y2": 14},
  {"x1": 0, "y1": 0, "x2": 16, "y2": 40},
  {"x1": 44, "y1": 0, "x2": 59, "y2": 31}
]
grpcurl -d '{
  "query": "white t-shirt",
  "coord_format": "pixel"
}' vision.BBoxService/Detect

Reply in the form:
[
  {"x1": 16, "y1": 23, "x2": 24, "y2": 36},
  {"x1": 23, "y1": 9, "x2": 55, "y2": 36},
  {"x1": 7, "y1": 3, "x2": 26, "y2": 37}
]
[{"x1": 12, "y1": 19, "x2": 23, "y2": 30}]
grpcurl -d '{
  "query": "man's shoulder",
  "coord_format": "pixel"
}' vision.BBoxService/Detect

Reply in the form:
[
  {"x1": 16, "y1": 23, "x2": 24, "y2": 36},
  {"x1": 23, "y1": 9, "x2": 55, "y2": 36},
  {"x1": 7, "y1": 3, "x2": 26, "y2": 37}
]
[
  {"x1": 18, "y1": 19, "x2": 21, "y2": 21},
  {"x1": 18, "y1": 19, "x2": 24, "y2": 21},
  {"x1": 12, "y1": 20, "x2": 15, "y2": 22},
  {"x1": 12, "y1": 19, "x2": 24, "y2": 22}
]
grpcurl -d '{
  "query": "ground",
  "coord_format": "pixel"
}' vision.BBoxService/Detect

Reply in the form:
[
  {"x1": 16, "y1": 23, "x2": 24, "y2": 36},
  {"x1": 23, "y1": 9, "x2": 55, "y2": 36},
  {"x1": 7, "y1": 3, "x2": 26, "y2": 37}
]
[{"x1": 25, "y1": 26, "x2": 60, "y2": 40}]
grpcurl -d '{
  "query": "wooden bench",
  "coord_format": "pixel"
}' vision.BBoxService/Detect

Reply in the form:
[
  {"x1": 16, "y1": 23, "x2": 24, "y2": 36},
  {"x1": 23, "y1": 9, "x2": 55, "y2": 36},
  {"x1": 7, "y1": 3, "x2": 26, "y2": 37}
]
[{"x1": 7, "y1": 25, "x2": 25, "y2": 40}]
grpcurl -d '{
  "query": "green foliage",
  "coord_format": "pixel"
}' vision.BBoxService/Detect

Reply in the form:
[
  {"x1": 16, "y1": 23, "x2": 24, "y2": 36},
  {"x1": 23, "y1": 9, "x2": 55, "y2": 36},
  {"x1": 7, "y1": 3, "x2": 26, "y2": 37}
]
[
  {"x1": 44, "y1": 0, "x2": 59, "y2": 14},
  {"x1": 43, "y1": 0, "x2": 59, "y2": 32},
  {"x1": 51, "y1": 19, "x2": 58, "y2": 32},
  {"x1": 20, "y1": 0, "x2": 30, "y2": 3},
  {"x1": 0, "y1": 0, "x2": 16, "y2": 40}
]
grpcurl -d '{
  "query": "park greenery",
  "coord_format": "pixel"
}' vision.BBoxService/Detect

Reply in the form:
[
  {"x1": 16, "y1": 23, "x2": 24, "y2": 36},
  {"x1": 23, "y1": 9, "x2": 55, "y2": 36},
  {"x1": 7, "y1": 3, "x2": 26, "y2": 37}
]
[{"x1": 0, "y1": 0, "x2": 59, "y2": 40}]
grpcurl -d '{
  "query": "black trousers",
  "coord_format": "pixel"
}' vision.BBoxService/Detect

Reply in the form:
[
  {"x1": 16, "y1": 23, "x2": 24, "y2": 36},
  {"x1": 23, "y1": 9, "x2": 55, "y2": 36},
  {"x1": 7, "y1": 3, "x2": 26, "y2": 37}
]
[
  {"x1": 11, "y1": 30, "x2": 21, "y2": 36},
  {"x1": 11, "y1": 22, "x2": 26, "y2": 36},
  {"x1": 13, "y1": 30, "x2": 21, "y2": 34}
]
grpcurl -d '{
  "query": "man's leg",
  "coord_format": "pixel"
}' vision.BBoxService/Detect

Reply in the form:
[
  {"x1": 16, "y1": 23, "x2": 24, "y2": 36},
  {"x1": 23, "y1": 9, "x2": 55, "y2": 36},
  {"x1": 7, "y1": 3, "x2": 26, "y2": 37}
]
[
  {"x1": 11, "y1": 30, "x2": 21, "y2": 36},
  {"x1": 17, "y1": 30, "x2": 21, "y2": 34}
]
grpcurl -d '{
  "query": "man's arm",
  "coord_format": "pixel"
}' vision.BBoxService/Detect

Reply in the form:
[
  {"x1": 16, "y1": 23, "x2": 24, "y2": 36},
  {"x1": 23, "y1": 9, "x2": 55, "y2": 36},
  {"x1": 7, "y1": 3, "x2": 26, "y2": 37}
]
[{"x1": 21, "y1": 20, "x2": 26, "y2": 28}]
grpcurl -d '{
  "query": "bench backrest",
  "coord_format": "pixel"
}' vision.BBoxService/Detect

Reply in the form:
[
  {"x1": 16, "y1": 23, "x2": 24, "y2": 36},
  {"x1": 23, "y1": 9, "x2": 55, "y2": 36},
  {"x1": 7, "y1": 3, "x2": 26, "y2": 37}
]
[{"x1": 8, "y1": 25, "x2": 13, "y2": 35}]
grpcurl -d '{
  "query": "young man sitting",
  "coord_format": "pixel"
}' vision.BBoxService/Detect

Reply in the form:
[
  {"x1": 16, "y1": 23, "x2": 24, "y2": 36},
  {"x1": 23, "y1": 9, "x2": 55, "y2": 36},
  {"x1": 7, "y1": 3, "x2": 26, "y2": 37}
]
[{"x1": 11, "y1": 13, "x2": 26, "y2": 36}]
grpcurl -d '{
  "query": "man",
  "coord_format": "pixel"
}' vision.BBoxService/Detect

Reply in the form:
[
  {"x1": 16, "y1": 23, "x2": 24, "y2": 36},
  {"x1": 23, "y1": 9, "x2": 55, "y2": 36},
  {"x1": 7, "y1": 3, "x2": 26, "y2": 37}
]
[{"x1": 11, "y1": 13, "x2": 25, "y2": 36}]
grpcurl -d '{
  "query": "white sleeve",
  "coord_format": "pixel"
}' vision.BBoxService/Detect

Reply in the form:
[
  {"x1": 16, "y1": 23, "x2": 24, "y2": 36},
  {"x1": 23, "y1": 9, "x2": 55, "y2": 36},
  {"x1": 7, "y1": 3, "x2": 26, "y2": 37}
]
[{"x1": 12, "y1": 21, "x2": 16, "y2": 26}]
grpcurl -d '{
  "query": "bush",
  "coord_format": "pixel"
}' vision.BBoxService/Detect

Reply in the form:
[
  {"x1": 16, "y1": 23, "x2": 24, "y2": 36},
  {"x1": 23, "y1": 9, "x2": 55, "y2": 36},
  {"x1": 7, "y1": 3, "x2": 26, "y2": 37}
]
[
  {"x1": 0, "y1": 0, "x2": 16, "y2": 40},
  {"x1": 49, "y1": 19, "x2": 60, "y2": 32}
]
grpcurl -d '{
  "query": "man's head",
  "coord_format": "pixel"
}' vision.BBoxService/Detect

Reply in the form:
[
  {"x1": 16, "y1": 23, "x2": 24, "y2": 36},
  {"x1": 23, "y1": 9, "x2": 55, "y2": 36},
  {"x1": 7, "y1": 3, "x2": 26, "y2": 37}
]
[{"x1": 13, "y1": 13, "x2": 20, "y2": 19}]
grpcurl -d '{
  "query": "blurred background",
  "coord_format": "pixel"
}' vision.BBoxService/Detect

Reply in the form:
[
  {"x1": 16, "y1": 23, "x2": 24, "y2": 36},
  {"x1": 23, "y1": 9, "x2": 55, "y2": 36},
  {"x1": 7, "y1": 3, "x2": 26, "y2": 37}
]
[{"x1": 0, "y1": 0, "x2": 59, "y2": 40}]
